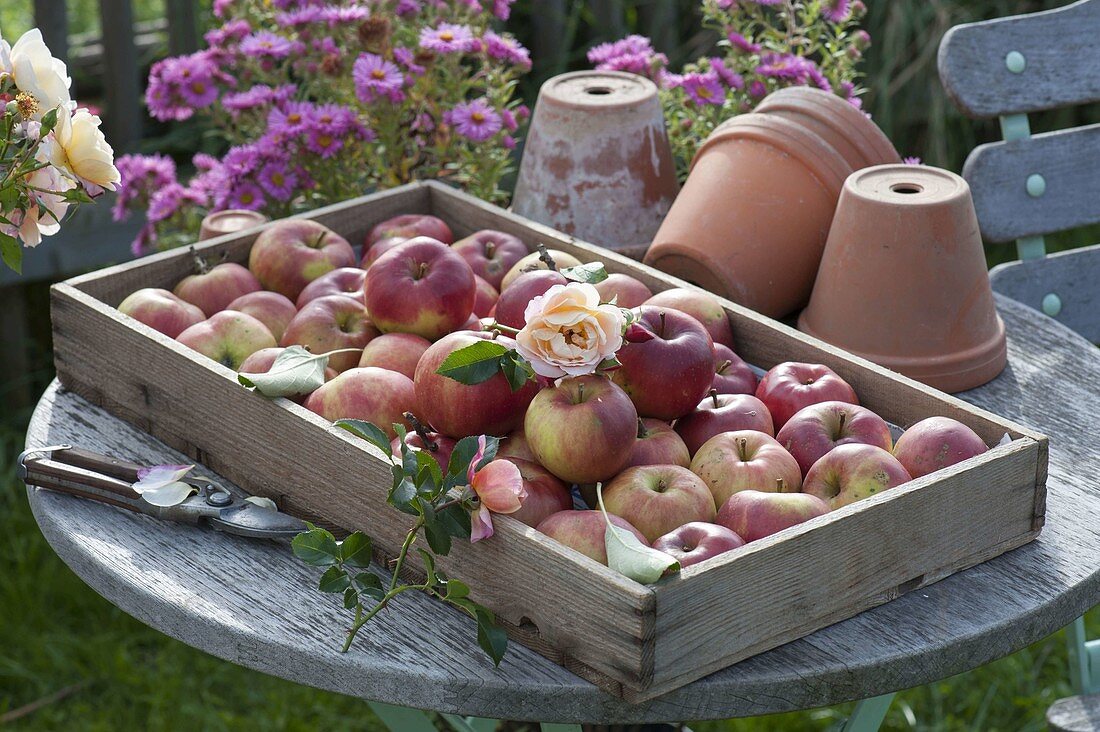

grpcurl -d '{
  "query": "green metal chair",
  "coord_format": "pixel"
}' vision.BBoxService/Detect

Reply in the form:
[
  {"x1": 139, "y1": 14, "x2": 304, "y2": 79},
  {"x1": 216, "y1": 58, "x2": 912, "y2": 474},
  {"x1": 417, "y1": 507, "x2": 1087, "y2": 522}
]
[{"x1": 938, "y1": 1, "x2": 1100, "y2": 726}]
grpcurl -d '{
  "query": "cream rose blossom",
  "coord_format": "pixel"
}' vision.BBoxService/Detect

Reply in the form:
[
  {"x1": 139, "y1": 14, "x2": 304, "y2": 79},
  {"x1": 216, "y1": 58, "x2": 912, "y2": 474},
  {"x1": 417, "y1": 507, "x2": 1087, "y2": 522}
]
[
  {"x1": 8, "y1": 29, "x2": 71, "y2": 115},
  {"x1": 44, "y1": 106, "x2": 120, "y2": 193},
  {"x1": 515, "y1": 282, "x2": 625, "y2": 379}
]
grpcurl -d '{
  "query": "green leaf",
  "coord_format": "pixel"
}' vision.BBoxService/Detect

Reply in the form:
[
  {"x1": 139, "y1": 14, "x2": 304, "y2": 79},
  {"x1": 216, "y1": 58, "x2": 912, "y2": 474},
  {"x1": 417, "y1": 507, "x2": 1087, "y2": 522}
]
[
  {"x1": 413, "y1": 450, "x2": 443, "y2": 494},
  {"x1": 338, "y1": 532, "x2": 373, "y2": 568},
  {"x1": 60, "y1": 187, "x2": 95, "y2": 204},
  {"x1": 0, "y1": 233, "x2": 22, "y2": 274},
  {"x1": 445, "y1": 436, "x2": 481, "y2": 490},
  {"x1": 560, "y1": 261, "x2": 609, "y2": 285},
  {"x1": 438, "y1": 503, "x2": 472, "y2": 539},
  {"x1": 238, "y1": 345, "x2": 332, "y2": 398},
  {"x1": 424, "y1": 518, "x2": 452, "y2": 556},
  {"x1": 319, "y1": 565, "x2": 351, "y2": 593},
  {"x1": 0, "y1": 185, "x2": 18, "y2": 214},
  {"x1": 474, "y1": 606, "x2": 508, "y2": 666},
  {"x1": 500, "y1": 353, "x2": 535, "y2": 393},
  {"x1": 335, "y1": 419, "x2": 392, "y2": 459},
  {"x1": 434, "y1": 340, "x2": 509, "y2": 385},
  {"x1": 597, "y1": 484, "x2": 680, "y2": 584},
  {"x1": 38, "y1": 107, "x2": 58, "y2": 136},
  {"x1": 389, "y1": 476, "x2": 417, "y2": 514},
  {"x1": 445, "y1": 580, "x2": 470, "y2": 600},
  {"x1": 343, "y1": 587, "x2": 359, "y2": 610},
  {"x1": 291, "y1": 528, "x2": 341, "y2": 566},
  {"x1": 354, "y1": 571, "x2": 385, "y2": 601}
]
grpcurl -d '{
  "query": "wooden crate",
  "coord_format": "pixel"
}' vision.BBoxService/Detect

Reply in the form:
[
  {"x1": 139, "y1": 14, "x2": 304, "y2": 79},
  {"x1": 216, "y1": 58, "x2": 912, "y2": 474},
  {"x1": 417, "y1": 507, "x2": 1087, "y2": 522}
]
[{"x1": 51, "y1": 181, "x2": 1048, "y2": 702}]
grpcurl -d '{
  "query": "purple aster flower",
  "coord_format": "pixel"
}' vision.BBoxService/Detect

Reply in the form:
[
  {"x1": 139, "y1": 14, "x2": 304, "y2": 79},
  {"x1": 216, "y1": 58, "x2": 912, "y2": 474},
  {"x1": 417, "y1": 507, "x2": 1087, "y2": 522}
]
[
  {"x1": 353, "y1": 53, "x2": 405, "y2": 104},
  {"x1": 445, "y1": 98, "x2": 503, "y2": 142},
  {"x1": 258, "y1": 161, "x2": 298, "y2": 201},
  {"x1": 748, "y1": 80, "x2": 768, "y2": 98},
  {"x1": 501, "y1": 108, "x2": 518, "y2": 132},
  {"x1": 148, "y1": 183, "x2": 205, "y2": 224},
  {"x1": 145, "y1": 52, "x2": 224, "y2": 120},
  {"x1": 420, "y1": 23, "x2": 476, "y2": 54},
  {"x1": 241, "y1": 31, "x2": 294, "y2": 59},
  {"x1": 807, "y1": 63, "x2": 832, "y2": 92},
  {"x1": 212, "y1": 0, "x2": 233, "y2": 17},
  {"x1": 493, "y1": 0, "x2": 515, "y2": 19},
  {"x1": 268, "y1": 101, "x2": 314, "y2": 137},
  {"x1": 756, "y1": 52, "x2": 815, "y2": 82},
  {"x1": 113, "y1": 154, "x2": 177, "y2": 221},
  {"x1": 903, "y1": 156, "x2": 922, "y2": 165},
  {"x1": 821, "y1": 0, "x2": 851, "y2": 22},
  {"x1": 276, "y1": 7, "x2": 324, "y2": 27},
  {"x1": 483, "y1": 31, "x2": 531, "y2": 69},
  {"x1": 393, "y1": 47, "x2": 425, "y2": 75},
  {"x1": 710, "y1": 58, "x2": 744, "y2": 89},
  {"x1": 587, "y1": 35, "x2": 667, "y2": 80},
  {"x1": 205, "y1": 19, "x2": 251, "y2": 47},
  {"x1": 681, "y1": 72, "x2": 725, "y2": 106},
  {"x1": 229, "y1": 181, "x2": 266, "y2": 211},
  {"x1": 502, "y1": 135, "x2": 516, "y2": 150},
  {"x1": 396, "y1": 0, "x2": 421, "y2": 16},
  {"x1": 131, "y1": 223, "x2": 156, "y2": 257},
  {"x1": 305, "y1": 128, "x2": 344, "y2": 158},
  {"x1": 727, "y1": 32, "x2": 761, "y2": 54},
  {"x1": 318, "y1": 5, "x2": 371, "y2": 26},
  {"x1": 310, "y1": 103, "x2": 358, "y2": 137},
  {"x1": 222, "y1": 85, "x2": 277, "y2": 115}
]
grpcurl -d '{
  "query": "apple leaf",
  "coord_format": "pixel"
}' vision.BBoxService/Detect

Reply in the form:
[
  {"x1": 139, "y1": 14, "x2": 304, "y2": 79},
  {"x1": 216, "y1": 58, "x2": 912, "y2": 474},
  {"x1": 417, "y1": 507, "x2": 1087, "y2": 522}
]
[
  {"x1": 238, "y1": 345, "x2": 330, "y2": 397},
  {"x1": 597, "y1": 485, "x2": 680, "y2": 584},
  {"x1": 435, "y1": 341, "x2": 510, "y2": 385},
  {"x1": 561, "y1": 261, "x2": 609, "y2": 285},
  {"x1": 0, "y1": 233, "x2": 22, "y2": 274}
]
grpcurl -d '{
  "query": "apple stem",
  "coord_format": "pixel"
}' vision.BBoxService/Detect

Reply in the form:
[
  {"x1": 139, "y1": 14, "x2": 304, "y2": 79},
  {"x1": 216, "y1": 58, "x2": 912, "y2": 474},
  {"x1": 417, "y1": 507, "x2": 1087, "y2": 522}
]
[
  {"x1": 577, "y1": 381, "x2": 585, "y2": 403},
  {"x1": 637, "y1": 418, "x2": 647, "y2": 439},
  {"x1": 416, "y1": 261, "x2": 429, "y2": 279},
  {"x1": 838, "y1": 411, "x2": 847, "y2": 432},
  {"x1": 737, "y1": 437, "x2": 748, "y2": 462},
  {"x1": 717, "y1": 359, "x2": 732, "y2": 375},
  {"x1": 658, "y1": 310, "x2": 666, "y2": 336},
  {"x1": 312, "y1": 231, "x2": 327, "y2": 248},
  {"x1": 709, "y1": 388, "x2": 719, "y2": 409},
  {"x1": 776, "y1": 477, "x2": 787, "y2": 493},
  {"x1": 535, "y1": 242, "x2": 558, "y2": 272},
  {"x1": 485, "y1": 241, "x2": 496, "y2": 259},
  {"x1": 190, "y1": 247, "x2": 210, "y2": 275},
  {"x1": 403, "y1": 412, "x2": 439, "y2": 452}
]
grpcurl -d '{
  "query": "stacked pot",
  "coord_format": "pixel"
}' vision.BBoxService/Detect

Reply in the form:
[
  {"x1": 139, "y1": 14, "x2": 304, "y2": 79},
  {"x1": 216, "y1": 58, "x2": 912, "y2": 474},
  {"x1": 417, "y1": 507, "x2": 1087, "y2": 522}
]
[{"x1": 645, "y1": 87, "x2": 901, "y2": 319}]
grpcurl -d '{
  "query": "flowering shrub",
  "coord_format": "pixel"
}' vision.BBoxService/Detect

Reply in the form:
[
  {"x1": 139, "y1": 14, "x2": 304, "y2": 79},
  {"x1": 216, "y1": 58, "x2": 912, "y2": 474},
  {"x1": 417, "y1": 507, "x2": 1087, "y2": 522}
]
[
  {"x1": 0, "y1": 29, "x2": 120, "y2": 273},
  {"x1": 117, "y1": 0, "x2": 530, "y2": 255},
  {"x1": 589, "y1": 0, "x2": 870, "y2": 179}
]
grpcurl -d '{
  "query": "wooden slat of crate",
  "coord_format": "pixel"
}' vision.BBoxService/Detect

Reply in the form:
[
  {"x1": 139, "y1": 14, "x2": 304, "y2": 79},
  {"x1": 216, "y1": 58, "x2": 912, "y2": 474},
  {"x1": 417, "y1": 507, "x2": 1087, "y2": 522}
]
[{"x1": 51, "y1": 180, "x2": 1047, "y2": 700}]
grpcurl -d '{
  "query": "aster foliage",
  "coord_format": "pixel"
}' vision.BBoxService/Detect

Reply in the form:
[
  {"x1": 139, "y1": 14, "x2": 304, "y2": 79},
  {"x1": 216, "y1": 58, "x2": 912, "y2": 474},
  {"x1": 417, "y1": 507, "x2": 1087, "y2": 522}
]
[
  {"x1": 117, "y1": 0, "x2": 529, "y2": 255},
  {"x1": 589, "y1": 0, "x2": 870, "y2": 180}
]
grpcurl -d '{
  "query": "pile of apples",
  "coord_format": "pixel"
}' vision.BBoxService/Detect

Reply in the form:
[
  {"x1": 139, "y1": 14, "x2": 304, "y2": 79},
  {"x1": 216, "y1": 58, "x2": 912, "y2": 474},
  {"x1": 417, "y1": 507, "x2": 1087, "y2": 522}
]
[{"x1": 118, "y1": 213, "x2": 992, "y2": 572}]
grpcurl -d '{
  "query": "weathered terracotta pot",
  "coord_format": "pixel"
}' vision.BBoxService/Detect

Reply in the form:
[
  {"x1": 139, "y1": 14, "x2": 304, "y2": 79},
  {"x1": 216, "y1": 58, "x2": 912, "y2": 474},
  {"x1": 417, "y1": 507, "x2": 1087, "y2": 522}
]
[
  {"x1": 644, "y1": 113, "x2": 850, "y2": 317},
  {"x1": 512, "y1": 71, "x2": 679, "y2": 257},
  {"x1": 798, "y1": 165, "x2": 1007, "y2": 393},
  {"x1": 199, "y1": 209, "x2": 269, "y2": 240},
  {"x1": 645, "y1": 88, "x2": 901, "y2": 318}
]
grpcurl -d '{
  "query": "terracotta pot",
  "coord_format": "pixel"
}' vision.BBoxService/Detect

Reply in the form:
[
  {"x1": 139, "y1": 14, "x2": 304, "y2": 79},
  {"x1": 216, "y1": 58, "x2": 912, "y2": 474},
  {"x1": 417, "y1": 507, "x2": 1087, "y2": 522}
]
[
  {"x1": 644, "y1": 113, "x2": 850, "y2": 317},
  {"x1": 798, "y1": 165, "x2": 1006, "y2": 393},
  {"x1": 199, "y1": 209, "x2": 269, "y2": 240},
  {"x1": 512, "y1": 71, "x2": 679, "y2": 257},
  {"x1": 754, "y1": 86, "x2": 901, "y2": 171}
]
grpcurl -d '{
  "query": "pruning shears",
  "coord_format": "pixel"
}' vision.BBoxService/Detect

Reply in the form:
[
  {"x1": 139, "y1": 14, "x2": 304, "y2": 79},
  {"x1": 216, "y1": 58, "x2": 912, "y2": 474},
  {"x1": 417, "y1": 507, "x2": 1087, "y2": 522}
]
[{"x1": 18, "y1": 444, "x2": 308, "y2": 540}]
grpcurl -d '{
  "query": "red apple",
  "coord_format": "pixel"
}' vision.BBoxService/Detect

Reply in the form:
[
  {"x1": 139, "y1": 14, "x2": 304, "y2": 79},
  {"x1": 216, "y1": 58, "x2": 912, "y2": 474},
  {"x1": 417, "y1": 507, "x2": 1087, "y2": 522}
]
[
  {"x1": 501, "y1": 249, "x2": 583, "y2": 290},
  {"x1": 756, "y1": 362, "x2": 859, "y2": 429},
  {"x1": 391, "y1": 428, "x2": 457, "y2": 470},
  {"x1": 280, "y1": 295, "x2": 378, "y2": 372},
  {"x1": 472, "y1": 275, "x2": 500, "y2": 318},
  {"x1": 602, "y1": 465, "x2": 717, "y2": 543},
  {"x1": 225, "y1": 290, "x2": 297, "y2": 341},
  {"x1": 173, "y1": 262, "x2": 262, "y2": 317},
  {"x1": 712, "y1": 343, "x2": 758, "y2": 395},
  {"x1": 674, "y1": 391, "x2": 775, "y2": 456},
  {"x1": 493, "y1": 269, "x2": 567, "y2": 329},
  {"x1": 777, "y1": 401, "x2": 894, "y2": 476},
  {"x1": 624, "y1": 418, "x2": 691, "y2": 469},
  {"x1": 248, "y1": 220, "x2": 356, "y2": 300},
  {"x1": 716, "y1": 488, "x2": 829, "y2": 543},
  {"x1": 117, "y1": 287, "x2": 204, "y2": 338},
  {"x1": 295, "y1": 267, "x2": 367, "y2": 308},
  {"x1": 594, "y1": 273, "x2": 653, "y2": 308},
  {"x1": 497, "y1": 427, "x2": 537, "y2": 462},
  {"x1": 357, "y1": 332, "x2": 431, "y2": 379},
  {"x1": 535, "y1": 510, "x2": 648, "y2": 565},
  {"x1": 361, "y1": 236, "x2": 408, "y2": 268},
  {"x1": 176, "y1": 311, "x2": 276, "y2": 370},
  {"x1": 239, "y1": 346, "x2": 338, "y2": 382},
  {"x1": 451, "y1": 229, "x2": 528, "y2": 290},
  {"x1": 303, "y1": 367, "x2": 415, "y2": 438},
  {"x1": 689, "y1": 429, "x2": 802, "y2": 510},
  {"x1": 644, "y1": 287, "x2": 734, "y2": 348},
  {"x1": 803, "y1": 443, "x2": 911, "y2": 509},
  {"x1": 503, "y1": 458, "x2": 573, "y2": 528},
  {"x1": 892, "y1": 416, "x2": 989, "y2": 478},
  {"x1": 414, "y1": 331, "x2": 537, "y2": 438},
  {"x1": 524, "y1": 375, "x2": 638, "y2": 484},
  {"x1": 365, "y1": 237, "x2": 476, "y2": 340},
  {"x1": 651, "y1": 522, "x2": 745, "y2": 567},
  {"x1": 460, "y1": 313, "x2": 483, "y2": 331},
  {"x1": 366, "y1": 214, "x2": 453, "y2": 246},
  {"x1": 611, "y1": 306, "x2": 714, "y2": 420}
]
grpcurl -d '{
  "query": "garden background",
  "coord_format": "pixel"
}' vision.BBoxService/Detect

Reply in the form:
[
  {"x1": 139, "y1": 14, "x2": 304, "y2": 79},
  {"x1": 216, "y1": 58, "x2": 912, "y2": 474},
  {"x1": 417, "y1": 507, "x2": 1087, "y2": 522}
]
[{"x1": 1, "y1": 1, "x2": 1098, "y2": 729}]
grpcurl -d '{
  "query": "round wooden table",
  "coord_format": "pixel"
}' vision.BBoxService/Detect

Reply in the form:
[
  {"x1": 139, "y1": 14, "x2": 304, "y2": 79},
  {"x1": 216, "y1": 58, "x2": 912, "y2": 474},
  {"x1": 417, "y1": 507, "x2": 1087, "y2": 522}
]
[{"x1": 23, "y1": 294, "x2": 1100, "y2": 725}]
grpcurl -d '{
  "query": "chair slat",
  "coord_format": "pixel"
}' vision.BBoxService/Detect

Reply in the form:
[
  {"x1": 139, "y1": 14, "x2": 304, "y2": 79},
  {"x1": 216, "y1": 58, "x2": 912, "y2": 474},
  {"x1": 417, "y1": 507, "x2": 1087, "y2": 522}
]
[
  {"x1": 938, "y1": 0, "x2": 1100, "y2": 118},
  {"x1": 962, "y1": 123, "x2": 1100, "y2": 243},
  {"x1": 989, "y1": 242, "x2": 1100, "y2": 343}
]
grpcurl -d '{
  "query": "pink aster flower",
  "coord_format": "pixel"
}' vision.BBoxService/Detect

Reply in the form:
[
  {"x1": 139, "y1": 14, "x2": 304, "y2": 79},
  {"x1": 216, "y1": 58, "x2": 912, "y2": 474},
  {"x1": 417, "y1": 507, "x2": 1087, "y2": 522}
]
[
  {"x1": 318, "y1": 5, "x2": 371, "y2": 26},
  {"x1": 903, "y1": 156, "x2": 922, "y2": 165},
  {"x1": 467, "y1": 436, "x2": 526, "y2": 542},
  {"x1": 727, "y1": 31, "x2": 761, "y2": 54},
  {"x1": 258, "y1": 161, "x2": 297, "y2": 200},
  {"x1": 483, "y1": 31, "x2": 531, "y2": 69},
  {"x1": 240, "y1": 31, "x2": 294, "y2": 59},
  {"x1": 113, "y1": 154, "x2": 177, "y2": 221},
  {"x1": 420, "y1": 23, "x2": 476, "y2": 54},
  {"x1": 710, "y1": 58, "x2": 744, "y2": 89},
  {"x1": 822, "y1": 0, "x2": 851, "y2": 22},
  {"x1": 492, "y1": 0, "x2": 515, "y2": 19},
  {"x1": 396, "y1": 0, "x2": 421, "y2": 16},
  {"x1": 353, "y1": 53, "x2": 405, "y2": 104},
  {"x1": 681, "y1": 72, "x2": 725, "y2": 106},
  {"x1": 229, "y1": 181, "x2": 266, "y2": 210},
  {"x1": 756, "y1": 52, "x2": 815, "y2": 83},
  {"x1": 445, "y1": 98, "x2": 502, "y2": 142}
]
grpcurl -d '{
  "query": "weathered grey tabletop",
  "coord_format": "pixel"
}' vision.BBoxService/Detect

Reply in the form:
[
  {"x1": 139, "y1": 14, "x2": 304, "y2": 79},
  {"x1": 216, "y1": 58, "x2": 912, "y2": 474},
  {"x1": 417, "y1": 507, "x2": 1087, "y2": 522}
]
[{"x1": 23, "y1": 293, "x2": 1100, "y2": 724}]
